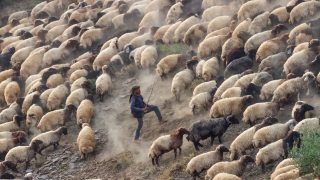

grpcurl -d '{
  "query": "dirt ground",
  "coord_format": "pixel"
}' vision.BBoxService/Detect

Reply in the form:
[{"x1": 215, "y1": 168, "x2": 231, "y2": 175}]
[{"x1": 1, "y1": 1, "x2": 319, "y2": 180}]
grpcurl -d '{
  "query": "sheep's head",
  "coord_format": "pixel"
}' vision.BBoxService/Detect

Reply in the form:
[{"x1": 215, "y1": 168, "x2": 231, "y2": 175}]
[
  {"x1": 308, "y1": 39, "x2": 320, "y2": 49},
  {"x1": 16, "y1": 97, "x2": 24, "y2": 107},
  {"x1": 31, "y1": 94, "x2": 41, "y2": 104},
  {"x1": 60, "y1": 66, "x2": 71, "y2": 77},
  {"x1": 216, "y1": 144, "x2": 229, "y2": 154},
  {"x1": 186, "y1": 59, "x2": 198, "y2": 70},
  {"x1": 172, "y1": 127, "x2": 190, "y2": 137},
  {"x1": 64, "y1": 81, "x2": 71, "y2": 89},
  {"x1": 10, "y1": 19, "x2": 20, "y2": 27},
  {"x1": 165, "y1": 2, "x2": 184, "y2": 24},
  {"x1": 123, "y1": 44, "x2": 135, "y2": 54},
  {"x1": 242, "y1": 95, "x2": 253, "y2": 105},
  {"x1": 237, "y1": 31, "x2": 251, "y2": 42},
  {"x1": 31, "y1": 140, "x2": 43, "y2": 152},
  {"x1": 268, "y1": 14, "x2": 279, "y2": 26},
  {"x1": 13, "y1": 115, "x2": 23, "y2": 127},
  {"x1": 263, "y1": 116, "x2": 278, "y2": 125},
  {"x1": 286, "y1": 5, "x2": 296, "y2": 13},
  {"x1": 11, "y1": 62, "x2": 21, "y2": 71},
  {"x1": 34, "y1": 40, "x2": 45, "y2": 48},
  {"x1": 1, "y1": 161, "x2": 17, "y2": 172},
  {"x1": 240, "y1": 155, "x2": 255, "y2": 166},
  {"x1": 12, "y1": 131, "x2": 26, "y2": 138},
  {"x1": 209, "y1": 87, "x2": 218, "y2": 97},
  {"x1": 302, "y1": 72, "x2": 315, "y2": 82},
  {"x1": 37, "y1": 29, "x2": 48, "y2": 41},
  {"x1": 279, "y1": 33, "x2": 289, "y2": 42},
  {"x1": 17, "y1": 136, "x2": 27, "y2": 144},
  {"x1": 225, "y1": 115, "x2": 239, "y2": 125},
  {"x1": 285, "y1": 131, "x2": 301, "y2": 147},
  {"x1": 65, "y1": 39, "x2": 80, "y2": 50},
  {"x1": 81, "y1": 81, "x2": 91, "y2": 89},
  {"x1": 300, "y1": 103, "x2": 314, "y2": 112},
  {"x1": 21, "y1": 31, "x2": 33, "y2": 40},
  {"x1": 65, "y1": 104, "x2": 77, "y2": 113},
  {"x1": 86, "y1": 94, "x2": 94, "y2": 103},
  {"x1": 59, "y1": 126, "x2": 68, "y2": 135}
]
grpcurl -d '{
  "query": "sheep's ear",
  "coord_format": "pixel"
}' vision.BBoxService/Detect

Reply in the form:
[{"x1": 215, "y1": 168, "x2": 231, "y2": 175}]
[
  {"x1": 289, "y1": 123, "x2": 295, "y2": 130},
  {"x1": 304, "y1": 76, "x2": 309, "y2": 81},
  {"x1": 286, "y1": 47, "x2": 293, "y2": 55},
  {"x1": 125, "y1": 46, "x2": 130, "y2": 53}
]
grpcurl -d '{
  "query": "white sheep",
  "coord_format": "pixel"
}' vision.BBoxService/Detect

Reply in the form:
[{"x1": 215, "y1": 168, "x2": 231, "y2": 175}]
[
  {"x1": 46, "y1": 82, "x2": 70, "y2": 111},
  {"x1": 192, "y1": 80, "x2": 219, "y2": 97},
  {"x1": 173, "y1": 15, "x2": 201, "y2": 43},
  {"x1": 76, "y1": 95, "x2": 94, "y2": 127},
  {"x1": 212, "y1": 173, "x2": 242, "y2": 180},
  {"x1": 96, "y1": 65, "x2": 112, "y2": 102},
  {"x1": 0, "y1": 115, "x2": 23, "y2": 133},
  {"x1": 65, "y1": 81, "x2": 90, "y2": 107},
  {"x1": 293, "y1": 117, "x2": 320, "y2": 134},
  {"x1": 165, "y1": 2, "x2": 183, "y2": 24},
  {"x1": 92, "y1": 38, "x2": 118, "y2": 71},
  {"x1": 4, "y1": 76, "x2": 20, "y2": 106},
  {"x1": 271, "y1": 165, "x2": 296, "y2": 180},
  {"x1": 77, "y1": 123, "x2": 96, "y2": 159},
  {"x1": 253, "y1": 119, "x2": 298, "y2": 148},
  {"x1": 198, "y1": 32, "x2": 232, "y2": 59},
  {"x1": 186, "y1": 145, "x2": 229, "y2": 179},
  {"x1": 162, "y1": 20, "x2": 182, "y2": 44},
  {"x1": 289, "y1": 1, "x2": 320, "y2": 24},
  {"x1": 0, "y1": 98, "x2": 24, "y2": 124},
  {"x1": 201, "y1": 2, "x2": 240, "y2": 22},
  {"x1": 273, "y1": 168, "x2": 300, "y2": 180},
  {"x1": 202, "y1": 56, "x2": 220, "y2": 81},
  {"x1": 189, "y1": 88, "x2": 217, "y2": 115},
  {"x1": 0, "y1": 131, "x2": 26, "y2": 139},
  {"x1": 207, "y1": 15, "x2": 235, "y2": 33},
  {"x1": 248, "y1": 11, "x2": 271, "y2": 35}
]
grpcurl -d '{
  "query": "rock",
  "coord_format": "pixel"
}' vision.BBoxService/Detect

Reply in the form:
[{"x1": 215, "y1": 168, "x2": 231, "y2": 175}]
[
  {"x1": 69, "y1": 163, "x2": 75, "y2": 169},
  {"x1": 39, "y1": 175, "x2": 48, "y2": 179},
  {"x1": 123, "y1": 78, "x2": 137, "y2": 86},
  {"x1": 70, "y1": 157, "x2": 78, "y2": 163},
  {"x1": 52, "y1": 158, "x2": 59, "y2": 163},
  {"x1": 104, "y1": 107, "x2": 112, "y2": 111},
  {"x1": 26, "y1": 169, "x2": 32, "y2": 173}
]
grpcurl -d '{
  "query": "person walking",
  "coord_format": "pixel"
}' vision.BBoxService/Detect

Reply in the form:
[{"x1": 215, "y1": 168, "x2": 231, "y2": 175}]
[{"x1": 129, "y1": 85, "x2": 167, "y2": 141}]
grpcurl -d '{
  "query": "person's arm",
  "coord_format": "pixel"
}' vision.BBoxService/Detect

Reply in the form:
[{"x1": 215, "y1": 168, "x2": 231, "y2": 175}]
[{"x1": 130, "y1": 97, "x2": 143, "y2": 112}]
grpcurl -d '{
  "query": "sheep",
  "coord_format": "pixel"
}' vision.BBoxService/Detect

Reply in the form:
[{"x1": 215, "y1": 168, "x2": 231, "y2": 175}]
[
  {"x1": 4, "y1": 76, "x2": 21, "y2": 106},
  {"x1": 0, "y1": 98, "x2": 24, "y2": 124},
  {"x1": 272, "y1": 72, "x2": 316, "y2": 103},
  {"x1": 0, "y1": 19, "x2": 20, "y2": 37},
  {"x1": 92, "y1": 38, "x2": 118, "y2": 72},
  {"x1": 0, "y1": 62, "x2": 20, "y2": 84},
  {"x1": 225, "y1": 47, "x2": 246, "y2": 68},
  {"x1": 76, "y1": 94, "x2": 94, "y2": 127},
  {"x1": 183, "y1": 22, "x2": 208, "y2": 49},
  {"x1": 0, "y1": 131, "x2": 25, "y2": 139},
  {"x1": 221, "y1": 31, "x2": 249, "y2": 62},
  {"x1": 42, "y1": 40, "x2": 79, "y2": 68},
  {"x1": 256, "y1": 33, "x2": 289, "y2": 63},
  {"x1": 26, "y1": 97, "x2": 43, "y2": 128},
  {"x1": 248, "y1": 11, "x2": 271, "y2": 35},
  {"x1": 293, "y1": 117, "x2": 320, "y2": 134},
  {"x1": 77, "y1": 123, "x2": 95, "y2": 159},
  {"x1": 65, "y1": 81, "x2": 90, "y2": 107},
  {"x1": 255, "y1": 131, "x2": 301, "y2": 172},
  {"x1": 274, "y1": 158, "x2": 296, "y2": 171},
  {"x1": 201, "y1": 0, "x2": 231, "y2": 9},
  {"x1": 292, "y1": 102, "x2": 313, "y2": 122},
  {"x1": 205, "y1": 155, "x2": 255, "y2": 180},
  {"x1": 0, "y1": 47, "x2": 15, "y2": 70},
  {"x1": 205, "y1": 20, "x2": 237, "y2": 39},
  {"x1": 259, "y1": 73, "x2": 295, "y2": 101},
  {"x1": 271, "y1": 165, "x2": 297, "y2": 180},
  {"x1": 253, "y1": 119, "x2": 298, "y2": 148},
  {"x1": 107, "y1": 44, "x2": 136, "y2": 76},
  {"x1": 283, "y1": 39, "x2": 320, "y2": 75},
  {"x1": 289, "y1": 1, "x2": 320, "y2": 24},
  {"x1": 110, "y1": 8, "x2": 142, "y2": 31},
  {"x1": 291, "y1": 54, "x2": 320, "y2": 77},
  {"x1": 202, "y1": 56, "x2": 220, "y2": 81},
  {"x1": 140, "y1": 44, "x2": 158, "y2": 69},
  {"x1": 10, "y1": 40, "x2": 45, "y2": 65},
  {"x1": 221, "y1": 83, "x2": 260, "y2": 99},
  {"x1": 195, "y1": 58, "x2": 205, "y2": 79},
  {"x1": 165, "y1": 2, "x2": 184, "y2": 24},
  {"x1": 138, "y1": 5, "x2": 170, "y2": 29},
  {"x1": 20, "y1": 46, "x2": 51, "y2": 81},
  {"x1": 192, "y1": 77, "x2": 224, "y2": 97},
  {"x1": 186, "y1": 115, "x2": 239, "y2": 151},
  {"x1": 0, "y1": 115, "x2": 23, "y2": 132},
  {"x1": 162, "y1": 20, "x2": 182, "y2": 44},
  {"x1": 189, "y1": 88, "x2": 217, "y2": 115},
  {"x1": 242, "y1": 99, "x2": 291, "y2": 126},
  {"x1": 79, "y1": 24, "x2": 116, "y2": 49},
  {"x1": 15, "y1": 29, "x2": 48, "y2": 51},
  {"x1": 244, "y1": 24, "x2": 288, "y2": 53},
  {"x1": 274, "y1": 168, "x2": 300, "y2": 180},
  {"x1": 0, "y1": 135, "x2": 27, "y2": 156},
  {"x1": 186, "y1": 145, "x2": 230, "y2": 180},
  {"x1": 69, "y1": 65, "x2": 90, "y2": 84},
  {"x1": 30, "y1": 1, "x2": 47, "y2": 19},
  {"x1": 30, "y1": 126, "x2": 67, "y2": 155},
  {"x1": 224, "y1": 54, "x2": 254, "y2": 79},
  {"x1": 287, "y1": 23, "x2": 311, "y2": 45},
  {"x1": 229, "y1": 117, "x2": 278, "y2": 161},
  {"x1": 210, "y1": 95, "x2": 253, "y2": 118},
  {"x1": 198, "y1": 32, "x2": 232, "y2": 60},
  {"x1": 148, "y1": 127, "x2": 190, "y2": 166},
  {"x1": 233, "y1": 72, "x2": 258, "y2": 89},
  {"x1": 46, "y1": 67, "x2": 70, "y2": 89},
  {"x1": 207, "y1": 15, "x2": 236, "y2": 33},
  {"x1": 66, "y1": 55, "x2": 96, "y2": 79},
  {"x1": 37, "y1": 104, "x2": 77, "y2": 133},
  {"x1": 201, "y1": 1, "x2": 240, "y2": 22},
  {"x1": 212, "y1": 173, "x2": 242, "y2": 180},
  {"x1": 46, "y1": 82, "x2": 70, "y2": 111},
  {"x1": 22, "y1": 85, "x2": 46, "y2": 115},
  {"x1": 51, "y1": 25, "x2": 82, "y2": 47},
  {"x1": 171, "y1": 60, "x2": 198, "y2": 101},
  {"x1": 251, "y1": 71, "x2": 273, "y2": 87},
  {"x1": 4, "y1": 139, "x2": 43, "y2": 173},
  {"x1": 96, "y1": 65, "x2": 112, "y2": 102},
  {"x1": 269, "y1": 7, "x2": 291, "y2": 25},
  {"x1": 173, "y1": 14, "x2": 201, "y2": 43},
  {"x1": 0, "y1": 161, "x2": 16, "y2": 178},
  {"x1": 214, "y1": 70, "x2": 254, "y2": 101},
  {"x1": 258, "y1": 45, "x2": 295, "y2": 72}
]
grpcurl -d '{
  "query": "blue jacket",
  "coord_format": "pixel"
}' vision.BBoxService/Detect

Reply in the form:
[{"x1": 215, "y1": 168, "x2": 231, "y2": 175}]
[{"x1": 130, "y1": 95, "x2": 146, "y2": 118}]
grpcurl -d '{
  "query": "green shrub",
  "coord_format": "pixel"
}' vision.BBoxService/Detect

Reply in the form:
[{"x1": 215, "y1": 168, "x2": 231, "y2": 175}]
[
  {"x1": 87, "y1": 78, "x2": 96, "y2": 95},
  {"x1": 289, "y1": 129, "x2": 320, "y2": 178}
]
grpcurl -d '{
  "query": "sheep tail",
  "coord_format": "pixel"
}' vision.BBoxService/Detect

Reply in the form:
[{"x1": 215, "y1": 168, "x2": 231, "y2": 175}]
[{"x1": 81, "y1": 146, "x2": 93, "y2": 154}]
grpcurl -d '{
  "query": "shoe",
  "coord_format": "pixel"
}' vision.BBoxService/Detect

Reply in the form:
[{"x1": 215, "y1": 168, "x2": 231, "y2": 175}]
[{"x1": 159, "y1": 119, "x2": 168, "y2": 124}]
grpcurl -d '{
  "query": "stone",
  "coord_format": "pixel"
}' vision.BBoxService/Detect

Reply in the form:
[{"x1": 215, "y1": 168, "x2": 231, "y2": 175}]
[
  {"x1": 26, "y1": 169, "x2": 32, "y2": 173},
  {"x1": 52, "y1": 158, "x2": 59, "y2": 163},
  {"x1": 39, "y1": 175, "x2": 48, "y2": 179}
]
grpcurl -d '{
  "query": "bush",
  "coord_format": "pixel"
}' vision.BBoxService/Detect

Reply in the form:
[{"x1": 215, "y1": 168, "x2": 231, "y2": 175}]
[
  {"x1": 158, "y1": 43, "x2": 188, "y2": 56},
  {"x1": 289, "y1": 129, "x2": 320, "y2": 178},
  {"x1": 87, "y1": 78, "x2": 96, "y2": 95}
]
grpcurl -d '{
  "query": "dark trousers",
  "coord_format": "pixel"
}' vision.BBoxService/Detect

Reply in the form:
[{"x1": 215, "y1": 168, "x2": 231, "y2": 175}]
[{"x1": 134, "y1": 106, "x2": 162, "y2": 140}]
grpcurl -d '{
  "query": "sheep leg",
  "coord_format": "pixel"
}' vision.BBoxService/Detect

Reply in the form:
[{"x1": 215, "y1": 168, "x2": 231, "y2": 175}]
[
  {"x1": 151, "y1": 158, "x2": 155, "y2": 165},
  {"x1": 155, "y1": 156, "x2": 159, "y2": 166},
  {"x1": 210, "y1": 135, "x2": 215, "y2": 145},
  {"x1": 261, "y1": 163, "x2": 266, "y2": 173},
  {"x1": 25, "y1": 161, "x2": 30, "y2": 170},
  {"x1": 249, "y1": 121, "x2": 254, "y2": 127},
  {"x1": 218, "y1": 135, "x2": 222, "y2": 144},
  {"x1": 178, "y1": 147, "x2": 181, "y2": 156},
  {"x1": 10, "y1": 165, "x2": 19, "y2": 173},
  {"x1": 306, "y1": 88, "x2": 310, "y2": 96},
  {"x1": 174, "y1": 149, "x2": 177, "y2": 160},
  {"x1": 193, "y1": 142, "x2": 199, "y2": 151}
]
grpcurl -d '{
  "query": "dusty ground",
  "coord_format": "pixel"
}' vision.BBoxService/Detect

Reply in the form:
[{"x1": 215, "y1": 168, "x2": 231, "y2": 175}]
[{"x1": 1, "y1": 1, "x2": 319, "y2": 180}]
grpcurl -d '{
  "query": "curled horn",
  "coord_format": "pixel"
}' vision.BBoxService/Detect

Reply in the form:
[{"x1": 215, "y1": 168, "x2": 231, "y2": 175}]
[{"x1": 226, "y1": 115, "x2": 232, "y2": 123}]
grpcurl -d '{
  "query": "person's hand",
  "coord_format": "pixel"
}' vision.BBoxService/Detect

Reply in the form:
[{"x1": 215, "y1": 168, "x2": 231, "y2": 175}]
[
  {"x1": 142, "y1": 108, "x2": 147, "y2": 112},
  {"x1": 148, "y1": 104, "x2": 153, "y2": 107}
]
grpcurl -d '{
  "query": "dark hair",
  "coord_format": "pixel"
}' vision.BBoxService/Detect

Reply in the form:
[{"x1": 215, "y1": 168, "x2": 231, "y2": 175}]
[{"x1": 129, "y1": 86, "x2": 140, "y2": 102}]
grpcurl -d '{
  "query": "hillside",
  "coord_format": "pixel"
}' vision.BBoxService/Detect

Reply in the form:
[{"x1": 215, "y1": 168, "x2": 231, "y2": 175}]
[{"x1": 0, "y1": 1, "x2": 319, "y2": 180}]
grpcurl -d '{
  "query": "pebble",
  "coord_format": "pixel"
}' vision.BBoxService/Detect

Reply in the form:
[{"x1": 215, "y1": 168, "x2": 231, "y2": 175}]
[
  {"x1": 39, "y1": 175, "x2": 48, "y2": 179},
  {"x1": 52, "y1": 158, "x2": 59, "y2": 163},
  {"x1": 26, "y1": 169, "x2": 32, "y2": 173}
]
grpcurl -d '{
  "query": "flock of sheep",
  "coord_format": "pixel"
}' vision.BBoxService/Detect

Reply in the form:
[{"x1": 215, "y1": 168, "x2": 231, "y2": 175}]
[{"x1": 0, "y1": 0, "x2": 320, "y2": 179}]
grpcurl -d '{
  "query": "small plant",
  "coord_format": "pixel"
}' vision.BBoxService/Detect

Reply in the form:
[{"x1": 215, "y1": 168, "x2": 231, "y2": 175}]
[
  {"x1": 87, "y1": 78, "x2": 96, "y2": 95},
  {"x1": 114, "y1": 152, "x2": 133, "y2": 171},
  {"x1": 30, "y1": 154, "x2": 47, "y2": 168},
  {"x1": 158, "y1": 43, "x2": 188, "y2": 56},
  {"x1": 289, "y1": 129, "x2": 320, "y2": 178}
]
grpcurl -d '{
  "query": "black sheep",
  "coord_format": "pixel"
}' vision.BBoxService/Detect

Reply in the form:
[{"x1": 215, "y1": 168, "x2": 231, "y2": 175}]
[
  {"x1": 225, "y1": 47, "x2": 246, "y2": 68},
  {"x1": 0, "y1": 47, "x2": 15, "y2": 70},
  {"x1": 107, "y1": 44, "x2": 135, "y2": 77},
  {"x1": 291, "y1": 54, "x2": 320, "y2": 77},
  {"x1": 241, "y1": 83, "x2": 261, "y2": 101},
  {"x1": 293, "y1": 103, "x2": 314, "y2": 122},
  {"x1": 186, "y1": 115, "x2": 239, "y2": 151},
  {"x1": 180, "y1": 0, "x2": 203, "y2": 18},
  {"x1": 224, "y1": 54, "x2": 254, "y2": 79}
]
